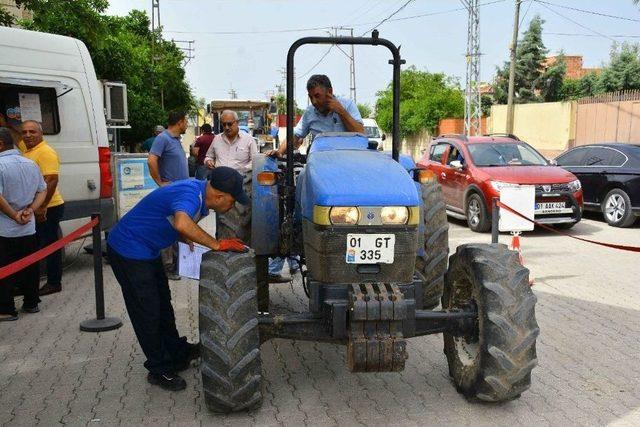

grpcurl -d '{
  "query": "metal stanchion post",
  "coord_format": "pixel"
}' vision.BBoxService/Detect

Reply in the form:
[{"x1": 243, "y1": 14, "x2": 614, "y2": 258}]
[
  {"x1": 80, "y1": 213, "x2": 122, "y2": 332},
  {"x1": 491, "y1": 197, "x2": 499, "y2": 244}
]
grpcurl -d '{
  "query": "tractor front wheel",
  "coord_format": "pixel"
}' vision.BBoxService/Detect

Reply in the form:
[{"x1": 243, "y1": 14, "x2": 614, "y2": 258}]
[
  {"x1": 199, "y1": 251, "x2": 263, "y2": 413},
  {"x1": 415, "y1": 178, "x2": 449, "y2": 309},
  {"x1": 442, "y1": 243, "x2": 539, "y2": 402}
]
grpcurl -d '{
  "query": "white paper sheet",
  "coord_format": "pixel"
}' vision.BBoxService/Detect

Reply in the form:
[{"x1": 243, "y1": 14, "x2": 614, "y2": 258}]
[
  {"x1": 18, "y1": 93, "x2": 42, "y2": 122},
  {"x1": 177, "y1": 242, "x2": 210, "y2": 280},
  {"x1": 499, "y1": 185, "x2": 535, "y2": 232},
  {"x1": 120, "y1": 162, "x2": 145, "y2": 189}
]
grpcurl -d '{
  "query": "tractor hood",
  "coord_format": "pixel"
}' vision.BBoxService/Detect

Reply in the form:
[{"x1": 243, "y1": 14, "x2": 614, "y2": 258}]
[{"x1": 298, "y1": 148, "x2": 420, "y2": 221}]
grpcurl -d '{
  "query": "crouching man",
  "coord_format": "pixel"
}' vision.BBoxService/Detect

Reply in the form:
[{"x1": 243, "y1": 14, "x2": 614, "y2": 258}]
[{"x1": 106, "y1": 167, "x2": 249, "y2": 391}]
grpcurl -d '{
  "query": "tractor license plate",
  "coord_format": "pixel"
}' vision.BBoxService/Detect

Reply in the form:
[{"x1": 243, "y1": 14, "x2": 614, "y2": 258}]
[
  {"x1": 535, "y1": 202, "x2": 568, "y2": 214},
  {"x1": 346, "y1": 234, "x2": 395, "y2": 264}
]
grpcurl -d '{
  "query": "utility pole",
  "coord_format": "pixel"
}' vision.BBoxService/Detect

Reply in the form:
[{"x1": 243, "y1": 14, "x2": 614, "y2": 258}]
[
  {"x1": 173, "y1": 39, "x2": 196, "y2": 66},
  {"x1": 506, "y1": 0, "x2": 521, "y2": 134},
  {"x1": 151, "y1": 0, "x2": 164, "y2": 109},
  {"x1": 328, "y1": 27, "x2": 357, "y2": 102},
  {"x1": 462, "y1": 0, "x2": 481, "y2": 136}
]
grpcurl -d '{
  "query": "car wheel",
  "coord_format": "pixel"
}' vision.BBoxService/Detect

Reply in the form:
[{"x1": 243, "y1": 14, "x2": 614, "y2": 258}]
[
  {"x1": 466, "y1": 193, "x2": 490, "y2": 232},
  {"x1": 602, "y1": 189, "x2": 636, "y2": 228}
]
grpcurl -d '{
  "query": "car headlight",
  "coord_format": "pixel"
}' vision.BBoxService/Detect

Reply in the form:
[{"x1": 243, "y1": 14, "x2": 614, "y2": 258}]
[
  {"x1": 380, "y1": 206, "x2": 409, "y2": 224},
  {"x1": 329, "y1": 207, "x2": 360, "y2": 225},
  {"x1": 489, "y1": 180, "x2": 517, "y2": 192},
  {"x1": 567, "y1": 179, "x2": 581, "y2": 192}
]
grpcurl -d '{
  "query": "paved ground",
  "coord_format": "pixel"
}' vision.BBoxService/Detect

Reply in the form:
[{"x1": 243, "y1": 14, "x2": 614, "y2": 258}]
[{"x1": 1, "y1": 213, "x2": 640, "y2": 426}]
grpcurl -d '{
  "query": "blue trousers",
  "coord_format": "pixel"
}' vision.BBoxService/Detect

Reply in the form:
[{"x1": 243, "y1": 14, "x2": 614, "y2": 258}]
[
  {"x1": 268, "y1": 256, "x2": 300, "y2": 275},
  {"x1": 107, "y1": 244, "x2": 189, "y2": 375}
]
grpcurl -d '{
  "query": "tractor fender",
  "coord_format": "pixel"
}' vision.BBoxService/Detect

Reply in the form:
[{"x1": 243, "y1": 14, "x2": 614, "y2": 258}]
[{"x1": 251, "y1": 154, "x2": 280, "y2": 256}]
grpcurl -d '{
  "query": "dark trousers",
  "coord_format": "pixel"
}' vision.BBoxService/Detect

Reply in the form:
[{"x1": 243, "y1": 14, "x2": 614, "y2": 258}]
[
  {"x1": 36, "y1": 204, "x2": 64, "y2": 287},
  {"x1": 0, "y1": 234, "x2": 41, "y2": 316},
  {"x1": 107, "y1": 244, "x2": 189, "y2": 375}
]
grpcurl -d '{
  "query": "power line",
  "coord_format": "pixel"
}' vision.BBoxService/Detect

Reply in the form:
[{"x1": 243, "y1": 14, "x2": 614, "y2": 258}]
[
  {"x1": 535, "y1": 0, "x2": 640, "y2": 23},
  {"x1": 296, "y1": 46, "x2": 334, "y2": 80},
  {"x1": 519, "y1": 0, "x2": 533, "y2": 27},
  {"x1": 545, "y1": 32, "x2": 640, "y2": 39},
  {"x1": 536, "y1": 1, "x2": 617, "y2": 42},
  {"x1": 360, "y1": 0, "x2": 415, "y2": 36},
  {"x1": 164, "y1": 24, "x2": 333, "y2": 35}
]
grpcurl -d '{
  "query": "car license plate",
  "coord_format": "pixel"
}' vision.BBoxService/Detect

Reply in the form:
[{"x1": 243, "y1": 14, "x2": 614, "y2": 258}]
[
  {"x1": 346, "y1": 234, "x2": 395, "y2": 264},
  {"x1": 535, "y1": 202, "x2": 566, "y2": 214}
]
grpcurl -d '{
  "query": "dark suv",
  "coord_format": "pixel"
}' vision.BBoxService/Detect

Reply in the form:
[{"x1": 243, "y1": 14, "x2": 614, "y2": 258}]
[
  {"x1": 555, "y1": 143, "x2": 640, "y2": 227},
  {"x1": 417, "y1": 134, "x2": 583, "y2": 232}
]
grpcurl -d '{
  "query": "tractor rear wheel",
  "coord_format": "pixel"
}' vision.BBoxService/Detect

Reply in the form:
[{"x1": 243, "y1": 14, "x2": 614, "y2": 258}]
[
  {"x1": 216, "y1": 171, "x2": 252, "y2": 244},
  {"x1": 415, "y1": 178, "x2": 449, "y2": 309},
  {"x1": 442, "y1": 243, "x2": 539, "y2": 402},
  {"x1": 199, "y1": 251, "x2": 263, "y2": 413}
]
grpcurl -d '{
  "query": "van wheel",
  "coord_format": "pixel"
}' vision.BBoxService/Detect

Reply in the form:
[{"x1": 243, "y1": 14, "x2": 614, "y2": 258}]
[
  {"x1": 602, "y1": 189, "x2": 636, "y2": 227},
  {"x1": 466, "y1": 193, "x2": 490, "y2": 232}
]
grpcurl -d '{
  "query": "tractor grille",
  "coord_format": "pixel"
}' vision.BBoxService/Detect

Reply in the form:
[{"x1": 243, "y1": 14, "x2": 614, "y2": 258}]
[
  {"x1": 535, "y1": 183, "x2": 571, "y2": 194},
  {"x1": 302, "y1": 220, "x2": 418, "y2": 283}
]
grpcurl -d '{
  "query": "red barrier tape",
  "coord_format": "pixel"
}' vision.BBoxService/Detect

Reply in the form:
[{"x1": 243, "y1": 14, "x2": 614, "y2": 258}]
[
  {"x1": 497, "y1": 201, "x2": 640, "y2": 253},
  {"x1": 0, "y1": 217, "x2": 99, "y2": 281}
]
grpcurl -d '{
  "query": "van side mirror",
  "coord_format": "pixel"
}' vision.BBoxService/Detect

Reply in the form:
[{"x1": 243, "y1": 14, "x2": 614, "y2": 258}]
[
  {"x1": 381, "y1": 134, "x2": 386, "y2": 141},
  {"x1": 450, "y1": 160, "x2": 464, "y2": 169}
]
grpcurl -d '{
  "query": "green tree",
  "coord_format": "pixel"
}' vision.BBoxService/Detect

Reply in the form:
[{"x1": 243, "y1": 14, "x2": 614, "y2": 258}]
[
  {"x1": 596, "y1": 43, "x2": 640, "y2": 92},
  {"x1": 0, "y1": 7, "x2": 14, "y2": 26},
  {"x1": 493, "y1": 15, "x2": 552, "y2": 104},
  {"x1": 561, "y1": 72, "x2": 599, "y2": 100},
  {"x1": 3, "y1": 1, "x2": 193, "y2": 146},
  {"x1": 357, "y1": 103, "x2": 372, "y2": 118},
  {"x1": 540, "y1": 54, "x2": 566, "y2": 102},
  {"x1": 375, "y1": 67, "x2": 464, "y2": 139}
]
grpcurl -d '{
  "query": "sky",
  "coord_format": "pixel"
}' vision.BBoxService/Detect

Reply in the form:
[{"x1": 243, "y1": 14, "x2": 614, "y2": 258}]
[{"x1": 105, "y1": 0, "x2": 640, "y2": 108}]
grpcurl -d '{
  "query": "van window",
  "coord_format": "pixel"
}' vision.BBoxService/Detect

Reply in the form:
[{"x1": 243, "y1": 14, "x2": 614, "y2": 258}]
[{"x1": 0, "y1": 84, "x2": 60, "y2": 135}]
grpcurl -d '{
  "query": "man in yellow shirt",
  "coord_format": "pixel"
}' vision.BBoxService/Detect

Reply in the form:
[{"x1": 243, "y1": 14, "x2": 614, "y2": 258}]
[{"x1": 20, "y1": 120, "x2": 65, "y2": 296}]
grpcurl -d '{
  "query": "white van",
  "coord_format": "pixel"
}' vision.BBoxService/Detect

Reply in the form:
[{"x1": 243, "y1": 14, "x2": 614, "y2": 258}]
[
  {"x1": 362, "y1": 118, "x2": 386, "y2": 151},
  {"x1": 0, "y1": 27, "x2": 115, "y2": 231}
]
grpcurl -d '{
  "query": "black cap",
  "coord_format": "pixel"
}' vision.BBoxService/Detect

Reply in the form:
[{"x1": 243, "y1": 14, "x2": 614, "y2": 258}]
[{"x1": 208, "y1": 167, "x2": 249, "y2": 205}]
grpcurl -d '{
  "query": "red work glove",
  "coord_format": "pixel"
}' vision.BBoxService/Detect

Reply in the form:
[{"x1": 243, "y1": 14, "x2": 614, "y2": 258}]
[{"x1": 217, "y1": 238, "x2": 249, "y2": 253}]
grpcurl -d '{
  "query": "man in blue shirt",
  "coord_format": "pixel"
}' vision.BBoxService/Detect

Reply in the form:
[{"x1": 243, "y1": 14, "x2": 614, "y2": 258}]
[
  {"x1": 269, "y1": 74, "x2": 364, "y2": 157},
  {"x1": 106, "y1": 167, "x2": 249, "y2": 391},
  {"x1": 0, "y1": 128, "x2": 47, "y2": 321},
  {"x1": 141, "y1": 125, "x2": 165, "y2": 152},
  {"x1": 148, "y1": 111, "x2": 190, "y2": 280}
]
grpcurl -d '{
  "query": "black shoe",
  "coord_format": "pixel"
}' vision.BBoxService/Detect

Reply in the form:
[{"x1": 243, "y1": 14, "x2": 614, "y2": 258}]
[
  {"x1": 39, "y1": 283, "x2": 61, "y2": 296},
  {"x1": 147, "y1": 372, "x2": 186, "y2": 391},
  {"x1": 0, "y1": 314, "x2": 18, "y2": 322},
  {"x1": 174, "y1": 342, "x2": 201, "y2": 372},
  {"x1": 268, "y1": 274, "x2": 289, "y2": 283},
  {"x1": 22, "y1": 305, "x2": 40, "y2": 314}
]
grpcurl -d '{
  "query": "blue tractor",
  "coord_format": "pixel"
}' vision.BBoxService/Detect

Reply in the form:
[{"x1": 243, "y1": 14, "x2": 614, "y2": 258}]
[{"x1": 198, "y1": 32, "x2": 539, "y2": 413}]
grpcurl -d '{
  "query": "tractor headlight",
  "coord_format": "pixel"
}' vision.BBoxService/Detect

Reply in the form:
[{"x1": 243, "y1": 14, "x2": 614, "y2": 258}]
[
  {"x1": 380, "y1": 206, "x2": 409, "y2": 224},
  {"x1": 329, "y1": 207, "x2": 360, "y2": 225},
  {"x1": 567, "y1": 179, "x2": 581, "y2": 192}
]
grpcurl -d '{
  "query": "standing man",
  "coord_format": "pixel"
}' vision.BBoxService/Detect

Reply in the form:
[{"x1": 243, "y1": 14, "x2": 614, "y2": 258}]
[
  {"x1": 204, "y1": 110, "x2": 257, "y2": 242},
  {"x1": 107, "y1": 166, "x2": 249, "y2": 391},
  {"x1": 269, "y1": 74, "x2": 364, "y2": 157},
  {"x1": 141, "y1": 125, "x2": 165, "y2": 152},
  {"x1": 0, "y1": 128, "x2": 48, "y2": 321},
  {"x1": 20, "y1": 120, "x2": 65, "y2": 296},
  {"x1": 193, "y1": 123, "x2": 214, "y2": 180},
  {"x1": 148, "y1": 111, "x2": 189, "y2": 280}
]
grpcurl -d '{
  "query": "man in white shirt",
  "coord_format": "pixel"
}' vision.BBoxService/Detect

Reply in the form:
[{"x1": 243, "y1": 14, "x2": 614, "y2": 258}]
[{"x1": 204, "y1": 110, "x2": 258, "y2": 242}]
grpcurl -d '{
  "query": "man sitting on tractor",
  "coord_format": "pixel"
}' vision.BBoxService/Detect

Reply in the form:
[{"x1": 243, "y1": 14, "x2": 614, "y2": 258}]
[{"x1": 268, "y1": 74, "x2": 364, "y2": 158}]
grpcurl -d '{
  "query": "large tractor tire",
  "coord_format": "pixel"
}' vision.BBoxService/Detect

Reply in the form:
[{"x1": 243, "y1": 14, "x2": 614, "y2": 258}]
[
  {"x1": 199, "y1": 250, "x2": 263, "y2": 413},
  {"x1": 415, "y1": 178, "x2": 449, "y2": 309},
  {"x1": 216, "y1": 171, "x2": 252, "y2": 244},
  {"x1": 442, "y1": 243, "x2": 539, "y2": 402}
]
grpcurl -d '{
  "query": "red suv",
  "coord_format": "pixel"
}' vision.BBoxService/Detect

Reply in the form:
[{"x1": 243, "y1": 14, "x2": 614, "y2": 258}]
[{"x1": 417, "y1": 134, "x2": 584, "y2": 232}]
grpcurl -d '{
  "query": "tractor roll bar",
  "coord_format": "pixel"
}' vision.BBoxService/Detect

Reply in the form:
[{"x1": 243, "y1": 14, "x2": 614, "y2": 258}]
[{"x1": 286, "y1": 30, "x2": 405, "y2": 189}]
